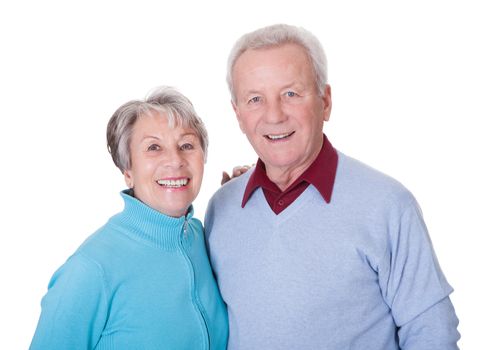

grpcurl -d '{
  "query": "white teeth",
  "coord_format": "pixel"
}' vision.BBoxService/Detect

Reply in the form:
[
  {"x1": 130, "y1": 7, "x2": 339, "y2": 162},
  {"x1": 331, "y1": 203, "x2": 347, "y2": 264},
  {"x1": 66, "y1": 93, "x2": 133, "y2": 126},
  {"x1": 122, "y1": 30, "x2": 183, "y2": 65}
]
[
  {"x1": 266, "y1": 132, "x2": 293, "y2": 140},
  {"x1": 157, "y1": 179, "x2": 188, "y2": 187}
]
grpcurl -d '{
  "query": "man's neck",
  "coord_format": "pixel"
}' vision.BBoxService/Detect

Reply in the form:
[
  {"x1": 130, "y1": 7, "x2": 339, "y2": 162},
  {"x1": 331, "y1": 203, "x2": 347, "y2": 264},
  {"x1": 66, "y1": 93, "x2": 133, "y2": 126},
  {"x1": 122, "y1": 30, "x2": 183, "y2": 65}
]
[
  {"x1": 265, "y1": 141, "x2": 323, "y2": 192},
  {"x1": 265, "y1": 167, "x2": 306, "y2": 191}
]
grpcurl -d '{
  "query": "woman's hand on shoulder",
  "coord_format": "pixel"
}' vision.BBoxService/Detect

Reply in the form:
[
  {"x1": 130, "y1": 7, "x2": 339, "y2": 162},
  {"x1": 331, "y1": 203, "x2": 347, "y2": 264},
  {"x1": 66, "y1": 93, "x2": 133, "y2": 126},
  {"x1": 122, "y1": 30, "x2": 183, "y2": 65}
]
[{"x1": 221, "y1": 165, "x2": 253, "y2": 185}]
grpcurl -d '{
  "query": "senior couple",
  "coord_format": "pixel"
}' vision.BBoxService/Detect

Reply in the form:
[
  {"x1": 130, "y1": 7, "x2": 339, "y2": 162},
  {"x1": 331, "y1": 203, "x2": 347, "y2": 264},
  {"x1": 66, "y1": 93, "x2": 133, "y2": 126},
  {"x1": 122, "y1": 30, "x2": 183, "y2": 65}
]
[{"x1": 31, "y1": 24, "x2": 460, "y2": 349}]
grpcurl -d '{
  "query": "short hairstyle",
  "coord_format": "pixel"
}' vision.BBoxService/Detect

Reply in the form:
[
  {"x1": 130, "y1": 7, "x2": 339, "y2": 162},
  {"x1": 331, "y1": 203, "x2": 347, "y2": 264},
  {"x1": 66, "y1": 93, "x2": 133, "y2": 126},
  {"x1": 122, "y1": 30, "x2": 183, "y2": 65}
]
[
  {"x1": 107, "y1": 86, "x2": 208, "y2": 173},
  {"x1": 226, "y1": 24, "x2": 328, "y2": 101}
]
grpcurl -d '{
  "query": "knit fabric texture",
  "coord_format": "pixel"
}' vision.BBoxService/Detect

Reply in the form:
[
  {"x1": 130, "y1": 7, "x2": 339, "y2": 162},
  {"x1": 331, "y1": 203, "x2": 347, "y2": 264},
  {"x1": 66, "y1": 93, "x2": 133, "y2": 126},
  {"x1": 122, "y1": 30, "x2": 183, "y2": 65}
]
[
  {"x1": 205, "y1": 151, "x2": 459, "y2": 350},
  {"x1": 31, "y1": 190, "x2": 228, "y2": 350}
]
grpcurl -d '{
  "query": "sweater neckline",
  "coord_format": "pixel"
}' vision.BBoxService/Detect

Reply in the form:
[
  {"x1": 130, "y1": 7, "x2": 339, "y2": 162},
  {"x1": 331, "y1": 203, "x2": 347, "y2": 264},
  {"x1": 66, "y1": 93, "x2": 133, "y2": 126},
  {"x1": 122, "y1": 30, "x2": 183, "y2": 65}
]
[
  {"x1": 109, "y1": 190, "x2": 194, "y2": 250},
  {"x1": 248, "y1": 184, "x2": 322, "y2": 224}
]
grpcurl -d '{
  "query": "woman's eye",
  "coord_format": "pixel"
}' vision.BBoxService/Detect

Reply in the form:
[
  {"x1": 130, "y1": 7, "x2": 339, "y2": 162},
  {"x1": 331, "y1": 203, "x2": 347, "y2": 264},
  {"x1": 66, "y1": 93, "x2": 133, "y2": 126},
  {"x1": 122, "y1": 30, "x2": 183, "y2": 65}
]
[
  {"x1": 147, "y1": 144, "x2": 160, "y2": 151},
  {"x1": 180, "y1": 143, "x2": 194, "y2": 151}
]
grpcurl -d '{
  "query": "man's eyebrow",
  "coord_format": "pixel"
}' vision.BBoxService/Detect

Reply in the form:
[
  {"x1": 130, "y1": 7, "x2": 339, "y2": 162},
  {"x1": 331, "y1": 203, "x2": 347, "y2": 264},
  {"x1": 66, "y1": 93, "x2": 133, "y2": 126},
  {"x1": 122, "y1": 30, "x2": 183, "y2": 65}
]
[{"x1": 242, "y1": 89, "x2": 262, "y2": 95}]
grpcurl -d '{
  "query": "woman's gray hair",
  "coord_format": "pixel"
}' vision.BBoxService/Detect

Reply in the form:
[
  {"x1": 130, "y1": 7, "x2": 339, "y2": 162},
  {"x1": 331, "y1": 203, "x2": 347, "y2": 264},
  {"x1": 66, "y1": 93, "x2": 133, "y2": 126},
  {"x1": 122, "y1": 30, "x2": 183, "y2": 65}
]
[
  {"x1": 107, "y1": 86, "x2": 208, "y2": 173},
  {"x1": 227, "y1": 24, "x2": 328, "y2": 101}
]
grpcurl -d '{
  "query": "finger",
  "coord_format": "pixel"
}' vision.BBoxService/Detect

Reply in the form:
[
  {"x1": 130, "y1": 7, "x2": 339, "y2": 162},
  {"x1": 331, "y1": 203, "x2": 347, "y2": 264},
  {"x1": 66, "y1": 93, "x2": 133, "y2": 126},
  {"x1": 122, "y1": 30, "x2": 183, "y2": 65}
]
[
  {"x1": 221, "y1": 171, "x2": 231, "y2": 185},
  {"x1": 240, "y1": 165, "x2": 251, "y2": 173},
  {"x1": 232, "y1": 166, "x2": 244, "y2": 177}
]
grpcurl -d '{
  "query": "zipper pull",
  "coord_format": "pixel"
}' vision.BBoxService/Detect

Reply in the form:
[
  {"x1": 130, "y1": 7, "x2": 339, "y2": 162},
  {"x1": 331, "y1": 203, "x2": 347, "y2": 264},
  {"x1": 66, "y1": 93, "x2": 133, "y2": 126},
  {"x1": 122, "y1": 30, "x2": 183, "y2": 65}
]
[{"x1": 183, "y1": 219, "x2": 188, "y2": 237}]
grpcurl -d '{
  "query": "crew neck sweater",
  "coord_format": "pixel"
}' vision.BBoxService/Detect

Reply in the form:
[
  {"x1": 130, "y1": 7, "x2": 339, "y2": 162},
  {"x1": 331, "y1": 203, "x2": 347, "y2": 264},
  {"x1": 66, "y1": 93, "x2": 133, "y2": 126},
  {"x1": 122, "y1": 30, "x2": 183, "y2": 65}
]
[
  {"x1": 31, "y1": 190, "x2": 228, "y2": 350},
  {"x1": 205, "y1": 151, "x2": 459, "y2": 349}
]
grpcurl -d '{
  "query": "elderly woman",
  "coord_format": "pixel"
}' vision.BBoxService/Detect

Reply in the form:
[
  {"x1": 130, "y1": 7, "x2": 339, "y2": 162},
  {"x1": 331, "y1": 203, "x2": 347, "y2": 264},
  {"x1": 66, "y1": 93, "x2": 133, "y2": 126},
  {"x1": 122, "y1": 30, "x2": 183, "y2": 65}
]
[{"x1": 30, "y1": 87, "x2": 228, "y2": 349}]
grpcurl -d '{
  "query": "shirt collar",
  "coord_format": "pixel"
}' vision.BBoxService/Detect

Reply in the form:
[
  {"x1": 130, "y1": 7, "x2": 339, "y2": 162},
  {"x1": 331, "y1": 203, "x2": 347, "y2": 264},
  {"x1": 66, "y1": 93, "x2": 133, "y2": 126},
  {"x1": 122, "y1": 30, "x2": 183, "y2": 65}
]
[{"x1": 241, "y1": 134, "x2": 338, "y2": 207}]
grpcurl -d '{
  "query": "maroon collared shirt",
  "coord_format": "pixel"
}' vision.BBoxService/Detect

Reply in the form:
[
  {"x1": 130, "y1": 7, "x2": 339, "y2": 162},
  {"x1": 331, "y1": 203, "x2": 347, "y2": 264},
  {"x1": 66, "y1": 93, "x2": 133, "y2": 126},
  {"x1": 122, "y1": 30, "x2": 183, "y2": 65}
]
[{"x1": 241, "y1": 135, "x2": 338, "y2": 214}]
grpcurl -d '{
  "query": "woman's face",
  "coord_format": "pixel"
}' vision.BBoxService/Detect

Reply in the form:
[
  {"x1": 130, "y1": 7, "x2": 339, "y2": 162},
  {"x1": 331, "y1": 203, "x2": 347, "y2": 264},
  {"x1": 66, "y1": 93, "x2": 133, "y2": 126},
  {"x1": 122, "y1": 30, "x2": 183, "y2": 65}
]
[{"x1": 123, "y1": 111, "x2": 204, "y2": 217}]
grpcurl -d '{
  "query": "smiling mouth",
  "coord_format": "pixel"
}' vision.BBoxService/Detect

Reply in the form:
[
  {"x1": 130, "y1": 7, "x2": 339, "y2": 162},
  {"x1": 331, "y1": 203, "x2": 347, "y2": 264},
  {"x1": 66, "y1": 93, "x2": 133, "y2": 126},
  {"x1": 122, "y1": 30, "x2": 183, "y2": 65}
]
[
  {"x1": 156, "y1": 178, "x2": 189, "y2": 188},
  {"x1": 264, "y1": 131, "x2": 295, "y2": 141}
]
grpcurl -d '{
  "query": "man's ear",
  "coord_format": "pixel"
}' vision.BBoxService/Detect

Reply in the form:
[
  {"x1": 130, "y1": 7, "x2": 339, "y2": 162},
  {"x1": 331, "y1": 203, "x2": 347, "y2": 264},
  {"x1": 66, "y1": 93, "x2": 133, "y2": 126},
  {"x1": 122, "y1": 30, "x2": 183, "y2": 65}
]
[
  {"x1": 124, "y1": 170, "x2": 133, "y2": 188},
  {"x1": 231, "y1": 100, "x2": 246, "y2": 134},
  {"x1": 322, "y1": 84, "x2": 332, "y2": 122}
]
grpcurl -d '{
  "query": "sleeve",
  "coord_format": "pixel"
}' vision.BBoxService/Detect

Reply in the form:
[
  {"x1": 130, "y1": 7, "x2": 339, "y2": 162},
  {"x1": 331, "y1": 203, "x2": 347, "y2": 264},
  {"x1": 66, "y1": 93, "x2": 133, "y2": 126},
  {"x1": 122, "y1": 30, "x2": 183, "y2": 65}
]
[
  {"x1": 30, "y1": 253, "x2": 109, "y2": 350},
  {"x1": 377, "y1": 198, "x2": 460, "y2": 349},
  {"x1": 203, "y1": 196, "x2": 216, "y2": 264},
  {"x1": 204, "y1": 196, "x2": 215, "y2": 241},
  {"x1": 398, "y1": 297, "x2": 460, "y2": 349}
]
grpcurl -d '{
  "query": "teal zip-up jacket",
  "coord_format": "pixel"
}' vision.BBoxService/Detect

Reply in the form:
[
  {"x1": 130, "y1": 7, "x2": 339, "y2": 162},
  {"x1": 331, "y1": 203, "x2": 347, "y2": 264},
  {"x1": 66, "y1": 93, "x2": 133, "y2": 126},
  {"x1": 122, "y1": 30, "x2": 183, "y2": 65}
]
[{"x1": 31, "y1": 190, "x2": 228, "y2": 349}]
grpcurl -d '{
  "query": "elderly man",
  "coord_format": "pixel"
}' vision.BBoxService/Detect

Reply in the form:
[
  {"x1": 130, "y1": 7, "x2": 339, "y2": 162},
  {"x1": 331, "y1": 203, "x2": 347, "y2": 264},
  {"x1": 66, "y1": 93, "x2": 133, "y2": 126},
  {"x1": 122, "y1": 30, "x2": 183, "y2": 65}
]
[{"x1": 205, "y1": 24, "x2": 460, "y2": 349}]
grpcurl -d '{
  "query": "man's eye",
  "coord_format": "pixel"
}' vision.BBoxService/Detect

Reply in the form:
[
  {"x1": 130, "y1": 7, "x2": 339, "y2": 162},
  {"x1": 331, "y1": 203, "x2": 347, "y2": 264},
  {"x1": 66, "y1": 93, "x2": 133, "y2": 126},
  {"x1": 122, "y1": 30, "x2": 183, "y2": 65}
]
[
  {"x1": 248, "y1": 96, "x2": 261, "y2": 104},
  {"x1": 180, "y1": 143, "x2": 194, "y2": 151},
  {"x1": 286, "y1": 91, "x2": 297, "y2": 97},
  {"x1": 147, "y1": 144, "x2": 160, "y2": 151}
]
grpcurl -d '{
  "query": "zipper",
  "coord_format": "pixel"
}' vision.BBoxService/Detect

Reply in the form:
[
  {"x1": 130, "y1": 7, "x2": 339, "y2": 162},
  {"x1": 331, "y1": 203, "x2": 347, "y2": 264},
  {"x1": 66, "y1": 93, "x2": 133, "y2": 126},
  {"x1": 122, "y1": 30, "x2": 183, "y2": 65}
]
[
  {"x1": 179, "y1": 218, "x2": 211, "y2": 349},
  {"x1": 183, "y1": 220, "x2": 188, "y2": 237}
]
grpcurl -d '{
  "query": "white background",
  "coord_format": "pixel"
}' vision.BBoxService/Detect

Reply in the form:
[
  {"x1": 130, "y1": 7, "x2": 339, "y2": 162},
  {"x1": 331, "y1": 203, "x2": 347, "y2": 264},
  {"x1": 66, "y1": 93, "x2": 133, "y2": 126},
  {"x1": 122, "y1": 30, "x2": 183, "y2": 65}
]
[{"x1": 1, "y1": 0, "x2": 480, "y2": 348}]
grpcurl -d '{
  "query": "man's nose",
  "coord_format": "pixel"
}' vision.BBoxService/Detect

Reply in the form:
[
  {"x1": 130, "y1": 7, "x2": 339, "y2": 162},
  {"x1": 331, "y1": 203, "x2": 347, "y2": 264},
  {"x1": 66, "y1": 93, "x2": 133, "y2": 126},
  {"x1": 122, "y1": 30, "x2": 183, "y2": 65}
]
[{"x1": 264, "y1": 98, "x2": 287, "y2": 124}]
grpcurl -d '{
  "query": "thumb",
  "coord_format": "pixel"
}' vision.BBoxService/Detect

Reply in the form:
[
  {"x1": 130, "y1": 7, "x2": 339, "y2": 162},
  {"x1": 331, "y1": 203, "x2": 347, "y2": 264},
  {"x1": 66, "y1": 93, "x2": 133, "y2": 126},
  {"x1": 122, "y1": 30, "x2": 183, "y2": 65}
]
[{"x1": 221, "y1": 171, "x2": 231, "y2": 185}]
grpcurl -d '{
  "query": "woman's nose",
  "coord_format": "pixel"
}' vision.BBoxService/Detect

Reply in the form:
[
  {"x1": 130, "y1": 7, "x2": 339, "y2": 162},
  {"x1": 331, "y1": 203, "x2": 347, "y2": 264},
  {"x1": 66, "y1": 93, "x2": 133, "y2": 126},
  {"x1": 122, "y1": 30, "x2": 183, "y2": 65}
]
[{"x1": 163, "y1": 149, "x2": 186, "y2": 168}]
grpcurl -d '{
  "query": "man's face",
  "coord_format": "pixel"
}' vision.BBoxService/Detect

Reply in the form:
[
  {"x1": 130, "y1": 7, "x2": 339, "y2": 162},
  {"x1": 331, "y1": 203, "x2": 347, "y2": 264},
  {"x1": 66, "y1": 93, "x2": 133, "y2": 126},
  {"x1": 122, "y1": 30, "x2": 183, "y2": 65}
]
[{"x1": 232, "y1": 43, "x2": 331, "y2": 183}]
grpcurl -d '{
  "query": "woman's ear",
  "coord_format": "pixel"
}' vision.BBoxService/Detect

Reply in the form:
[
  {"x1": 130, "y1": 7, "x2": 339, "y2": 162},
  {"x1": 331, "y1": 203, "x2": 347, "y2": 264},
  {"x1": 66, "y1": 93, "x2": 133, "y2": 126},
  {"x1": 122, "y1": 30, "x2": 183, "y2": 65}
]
[{"x1": 124, "y1": 170, "x2": 134, "y2": 188}]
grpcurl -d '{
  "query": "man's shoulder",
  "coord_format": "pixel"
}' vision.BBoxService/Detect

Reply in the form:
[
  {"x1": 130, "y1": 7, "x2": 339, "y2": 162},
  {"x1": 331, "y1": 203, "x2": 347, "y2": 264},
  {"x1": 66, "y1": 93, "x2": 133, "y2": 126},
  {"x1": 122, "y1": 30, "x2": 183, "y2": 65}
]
[
  {"x1": 336, "y1": 152, "x2": 414, "y2": 206},
  {"x1": 205, "y1": 168, "x2": 254, "y2": 230},
  {"x1": 209, "y1": 167, "x2": 253, "y2": 204}
]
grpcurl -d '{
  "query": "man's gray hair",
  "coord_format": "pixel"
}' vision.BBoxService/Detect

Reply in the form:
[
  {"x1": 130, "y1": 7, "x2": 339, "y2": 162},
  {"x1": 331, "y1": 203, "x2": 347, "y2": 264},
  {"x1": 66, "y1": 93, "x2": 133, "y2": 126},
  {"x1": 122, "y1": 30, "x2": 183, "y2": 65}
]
[
  {"x1": 227, "y1": 24, "x2": 328, "y2": 101},
  {"x1": 107, "y1": 86, "x2": 208, "y2": 173}
]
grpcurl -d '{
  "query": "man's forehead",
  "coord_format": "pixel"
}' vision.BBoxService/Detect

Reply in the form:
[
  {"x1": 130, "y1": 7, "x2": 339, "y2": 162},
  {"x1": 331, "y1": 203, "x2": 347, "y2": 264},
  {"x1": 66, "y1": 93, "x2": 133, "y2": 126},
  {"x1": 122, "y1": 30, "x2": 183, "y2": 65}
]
[{"x1": 233, "y1": 47, "x2": 313, "y2": 85}]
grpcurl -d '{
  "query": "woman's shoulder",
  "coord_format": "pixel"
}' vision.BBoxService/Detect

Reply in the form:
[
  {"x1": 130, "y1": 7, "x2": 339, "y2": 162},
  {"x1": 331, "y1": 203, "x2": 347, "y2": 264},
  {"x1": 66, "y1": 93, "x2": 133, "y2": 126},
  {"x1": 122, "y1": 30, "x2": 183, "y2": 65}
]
[{"x1": 68, "y1": 222, "x2": 132, "y2": 275}]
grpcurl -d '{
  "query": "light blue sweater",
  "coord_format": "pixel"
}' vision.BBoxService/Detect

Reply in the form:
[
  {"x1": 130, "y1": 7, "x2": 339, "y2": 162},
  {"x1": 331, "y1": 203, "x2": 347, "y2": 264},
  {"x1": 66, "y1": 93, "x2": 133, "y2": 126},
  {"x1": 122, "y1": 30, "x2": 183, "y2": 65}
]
[
  {"x1": 31, "y1": 190, "x2": 228, "y2": 350},
  {"x1": 205, "y1": 152, "x2": 459, "y2": 350}
]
